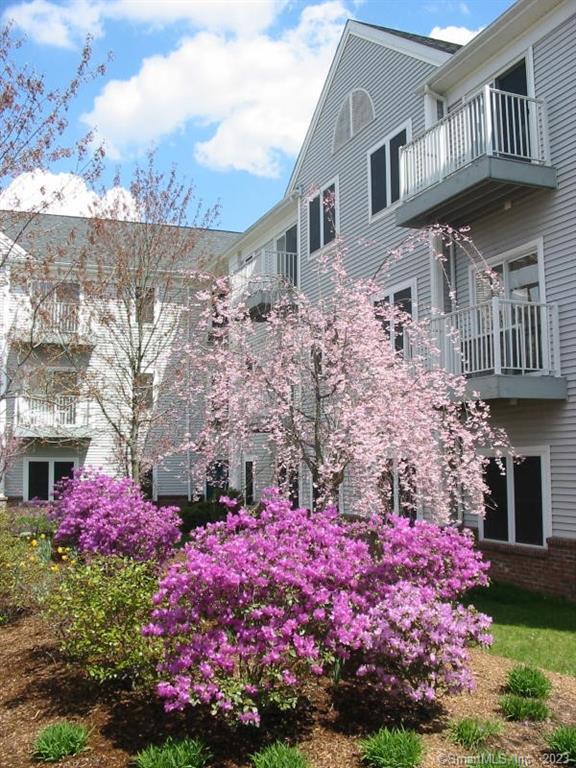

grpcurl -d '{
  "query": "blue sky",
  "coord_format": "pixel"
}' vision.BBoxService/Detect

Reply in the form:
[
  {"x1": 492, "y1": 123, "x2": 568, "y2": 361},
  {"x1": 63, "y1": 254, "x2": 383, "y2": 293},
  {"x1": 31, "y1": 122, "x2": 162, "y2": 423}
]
[{"x1": 2, "y1": 0, "x2": 514, "y2": 232}]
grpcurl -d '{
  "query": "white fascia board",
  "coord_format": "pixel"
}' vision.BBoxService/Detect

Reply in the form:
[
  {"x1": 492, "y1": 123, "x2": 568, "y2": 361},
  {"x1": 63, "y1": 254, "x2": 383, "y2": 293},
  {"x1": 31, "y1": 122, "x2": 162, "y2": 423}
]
[
  {"x1": 285, "y1": 21, "x2": 454, "y2": 197},
  {"x1": 0, "y1": 230, "x2": 29, "y2": 264},
  {"x1": 221, "y1": 196, "x2": 296, "y2": 261},
  {"x1": 423, "y1": 0, "x2": 568, "y2": 94}
]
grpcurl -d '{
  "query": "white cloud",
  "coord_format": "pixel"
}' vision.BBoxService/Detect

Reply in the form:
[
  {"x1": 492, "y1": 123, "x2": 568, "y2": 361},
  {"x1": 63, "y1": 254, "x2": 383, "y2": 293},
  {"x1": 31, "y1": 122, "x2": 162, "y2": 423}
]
[
  {"x1": 82, "y1": 2, "x2": 350, "y2": 177},
  {"x1": 3, "y1": 0, "x2": 102, "y2": 48},
  {"x1": 430, "y1": 25, "x2": 483, "y2": 45},
  {"x1": 0, "y1": 170, "x2": 137, "y2": 219},
  {"x1": 3, "y1": 0, "x2": 286, "y2": 46}
]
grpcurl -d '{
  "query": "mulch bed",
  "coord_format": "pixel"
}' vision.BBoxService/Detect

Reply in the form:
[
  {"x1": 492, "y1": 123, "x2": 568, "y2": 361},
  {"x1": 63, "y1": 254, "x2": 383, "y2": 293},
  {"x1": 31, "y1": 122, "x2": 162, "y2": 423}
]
[{"x1": 1, "y1": 612, "x2": 575, "y2": 767}]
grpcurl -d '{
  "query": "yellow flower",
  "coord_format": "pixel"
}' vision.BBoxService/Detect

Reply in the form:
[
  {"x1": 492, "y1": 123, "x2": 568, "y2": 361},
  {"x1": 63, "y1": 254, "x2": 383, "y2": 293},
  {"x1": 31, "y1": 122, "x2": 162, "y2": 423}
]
[
  {"x1": 61, "y1": 555, "x2": 68, "y2": 561},
  {"x1": 70, "y1": 559, "x2": 77, "y2": 565},
  {"x1": 50, "y1": 565, "x2": 59, "y2": 572},
  {"x1": 40, "y1": 534, "x2": 46, "y2": 539},
  {"x1": 57, "y1": 546, "x2": 64, "y2": 554},
  {"x1": 31, "y1": 539, "x2": 38, "y2": 547}
]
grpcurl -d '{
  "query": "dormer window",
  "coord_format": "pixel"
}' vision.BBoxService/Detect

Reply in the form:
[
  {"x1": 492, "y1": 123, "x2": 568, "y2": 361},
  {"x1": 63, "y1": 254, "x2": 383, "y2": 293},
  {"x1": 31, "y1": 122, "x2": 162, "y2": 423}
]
[{"x1": 333, "y1": 89, "x2": 375, "y2": 152}]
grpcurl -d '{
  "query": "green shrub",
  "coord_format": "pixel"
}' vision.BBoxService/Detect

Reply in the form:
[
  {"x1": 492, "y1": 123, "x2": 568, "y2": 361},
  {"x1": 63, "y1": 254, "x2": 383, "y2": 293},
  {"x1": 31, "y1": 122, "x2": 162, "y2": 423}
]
[
  {"x1": 0, "y1": 512, "x2": 59, "y2": 612},
  {"x1": 12, "y1": 512, "x2": 57, "y2": 538},
  {"x1": 547, "y1": 726, "x2": 576, "y2": 765},
  {"x1": 134, "y1": 737, "x2": 211, "y2": 768},
  {"x1": 32, "y1": 722, "x2": 88, "y2": 762},
  {"x1": 45, "y1": 555, "x2": 159, "y2": 686},
  {"x1": 177, "y1": 488, "x2": 242, "y2": 535},
  {"x1": 500, "y1": 694, "x2": 549, "y2": 721},
  {"x1": 251, "y1": 742, "x2": 310, "y2": 768},
  {"x1": 360, "y1": 727, "x2": 423, "y2": 768},
  {"x1": 449, "y1": 718, "x2": 502, "y2": 749},
  {"x1": 505, "y1": 665, "x2": 551, "y2": 699},
  {"x1": 467, "y1": 753, "x2": 523, "y2": 768}
]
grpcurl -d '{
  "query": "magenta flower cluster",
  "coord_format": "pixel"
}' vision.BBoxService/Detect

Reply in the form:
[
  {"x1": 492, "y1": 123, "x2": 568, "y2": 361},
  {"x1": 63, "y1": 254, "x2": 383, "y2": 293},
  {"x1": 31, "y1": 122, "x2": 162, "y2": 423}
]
[
  {"x1": 144, "y1": 490, "x2": 491, "y2": 724},
  {"x1": 51, "y1": 470, "x2": 181, "y2": 563}
]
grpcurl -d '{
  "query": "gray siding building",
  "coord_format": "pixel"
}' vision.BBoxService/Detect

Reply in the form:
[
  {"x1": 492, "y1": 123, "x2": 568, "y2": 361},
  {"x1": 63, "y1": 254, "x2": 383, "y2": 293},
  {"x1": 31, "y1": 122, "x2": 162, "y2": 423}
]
[{"x1": 226, "y1": 0, "x2": 576, "y2": 599}]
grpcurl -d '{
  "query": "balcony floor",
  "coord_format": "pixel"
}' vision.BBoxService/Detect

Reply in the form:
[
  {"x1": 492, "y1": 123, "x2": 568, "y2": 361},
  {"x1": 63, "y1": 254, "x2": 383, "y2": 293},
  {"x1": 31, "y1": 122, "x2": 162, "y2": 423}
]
[
  {"x1": 465, "y1": 373, "x2": 567, "y2": 401},
  {"x1": 396, "y1": 155, "x2": 557, "y2": 228}
]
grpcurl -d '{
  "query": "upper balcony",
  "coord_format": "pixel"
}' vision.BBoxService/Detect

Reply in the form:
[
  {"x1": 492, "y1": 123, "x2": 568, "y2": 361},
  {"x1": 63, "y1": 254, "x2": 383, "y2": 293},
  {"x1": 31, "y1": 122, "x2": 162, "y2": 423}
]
[
  {"x1": 10, "y1": 298, "x2": 92, "y2": 348},
  {"x1": 14, "y1": 394, "x2": 92, "y2": 438},
  {"x1": 396, "y1": 86, "x2": 557, "y2": 228},
  {"x1": 230, "y1": 250, "x2": 298, "y2": 321},
  {"x1": 425, "y1": 298, "x2": 566, "y2": 400}
]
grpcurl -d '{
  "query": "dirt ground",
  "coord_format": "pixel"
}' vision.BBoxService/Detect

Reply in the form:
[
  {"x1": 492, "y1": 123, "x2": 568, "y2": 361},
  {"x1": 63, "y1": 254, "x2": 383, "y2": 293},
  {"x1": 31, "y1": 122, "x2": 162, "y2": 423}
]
[{"x1": 1, "y1": 612, "x2": 575, "y2": 768}]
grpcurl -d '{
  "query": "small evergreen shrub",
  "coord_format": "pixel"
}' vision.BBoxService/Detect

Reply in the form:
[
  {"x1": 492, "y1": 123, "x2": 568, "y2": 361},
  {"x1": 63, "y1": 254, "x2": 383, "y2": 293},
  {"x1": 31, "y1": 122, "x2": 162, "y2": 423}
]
[
  {"x1": 505, "y1": 665, "x2": 551, "y2": 699},
  {"x1": 360, "y1": 727, "x2": 423, "y2": 768},
  {"x1": 45, "y1": 555, "x2": 159, "y2": 685},
  {"x1": 449, "y1": 718, "x2": 502, "y2": 749},
  {"x1": 178, "y1": 489, "x2": 242, "y2": 535},
  {"x1": 251, "y1": 742, "x2": 310, "y2": 768},
  {"x1": 32, "y1": 722, "x2": 88, "y2": 762},
  {"x1": 547, "y1": 726, "x2": 576, "y2": 765},
  {"x1": 134, "y1": 737, "x2": 211, "y2": 768},
  {"x1": 500, "y1": 694, "x2": 549, "y2": 721}
]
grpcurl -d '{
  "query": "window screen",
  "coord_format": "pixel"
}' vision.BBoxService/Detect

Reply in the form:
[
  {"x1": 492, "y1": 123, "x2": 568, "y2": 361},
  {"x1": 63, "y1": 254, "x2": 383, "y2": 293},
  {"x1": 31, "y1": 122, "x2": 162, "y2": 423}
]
[
  {"x1": 309, "y1": 196, "x2": 321, "y2": 253},
  {"x1": 370, "y1": 144, "x2": 387, "y2": 216},
  {"x1": 514, "y1": 456, "x2": 544, "y2": 546},
  {"x1": 483, "y1": 457, "x2": 509, "y2": 541}
]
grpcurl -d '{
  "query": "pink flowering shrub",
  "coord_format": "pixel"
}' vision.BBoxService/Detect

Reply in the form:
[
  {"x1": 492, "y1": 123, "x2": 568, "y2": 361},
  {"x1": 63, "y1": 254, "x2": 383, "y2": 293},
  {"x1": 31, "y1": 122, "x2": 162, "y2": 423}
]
[
  {"x1": 145, "y1": 490, "x2": 491, "y2": 724},
  {"x1": 51, "y1": 470, "x2": 181, "y2": 563}
]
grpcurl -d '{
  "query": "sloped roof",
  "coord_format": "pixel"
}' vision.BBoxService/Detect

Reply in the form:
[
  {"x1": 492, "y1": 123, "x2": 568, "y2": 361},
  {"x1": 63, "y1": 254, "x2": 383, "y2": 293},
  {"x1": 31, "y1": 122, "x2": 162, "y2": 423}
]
[
  {"x1": 0, "y1": 210, "x2": 240, "y2": 270},
  {"x1": 356, "y1": 22, "x2": 461, "y2": 55}
]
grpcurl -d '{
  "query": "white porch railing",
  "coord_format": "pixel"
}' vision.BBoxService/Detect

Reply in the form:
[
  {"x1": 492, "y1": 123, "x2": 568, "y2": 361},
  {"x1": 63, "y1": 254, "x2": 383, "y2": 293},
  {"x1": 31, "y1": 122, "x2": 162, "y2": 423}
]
[
  {"x1": 231, "y1": 250, "x2": 298, "y2": 301},
  {"x1": 400, "y1": 85, "x2": 550, "y2": 199},
  {"x1": 428, "y1": 298, "x2": 560, "y2": 377},
  {"x1": 15, "y1": 395, "x2": 89, "y2": 430},
  {"x1": 39, "y1": 300, "x2": 79, "y2": 334}
]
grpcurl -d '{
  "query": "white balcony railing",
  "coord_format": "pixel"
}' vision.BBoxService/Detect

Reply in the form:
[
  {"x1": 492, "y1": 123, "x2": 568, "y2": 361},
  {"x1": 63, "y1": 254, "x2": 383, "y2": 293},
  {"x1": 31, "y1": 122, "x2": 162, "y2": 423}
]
[
  {"x1": 15, "y1": 395, "x2": 89, "y2": 431},
  {"x1": 427, "y1": 298, "x2": 560, "y2": 377},
  {"x1": 400, "y1": 85, "x2": 550, "y2": 200},
  {"x1": 39, "y1": 300, "x2": 79, "y2": 334},
  {"x1": 231, "y1": 250, "x2": 298, "y2": 302}
]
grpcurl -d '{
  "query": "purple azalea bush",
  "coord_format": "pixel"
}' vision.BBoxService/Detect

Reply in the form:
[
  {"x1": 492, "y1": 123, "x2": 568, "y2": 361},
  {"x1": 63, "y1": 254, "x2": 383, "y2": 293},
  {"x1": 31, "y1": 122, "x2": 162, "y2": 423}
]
[
  {"x1": 144, "y1": 489, "x2": 491, "y2": 724},
  {"x1": 51, "y1": 470, "x2": 181, "y2": 563}
]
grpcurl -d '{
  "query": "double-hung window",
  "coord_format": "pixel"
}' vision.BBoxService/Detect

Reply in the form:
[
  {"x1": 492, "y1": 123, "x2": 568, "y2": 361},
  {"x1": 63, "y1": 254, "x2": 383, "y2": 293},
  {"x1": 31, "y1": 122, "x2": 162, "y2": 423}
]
[
  {"x1": 481, "y1": 448, "x2": 551, "y2": 547},
  {"x1": 368, "y1": 122, "x2": 411, "y2": 218},
  {"x1": 308, "y1": 180, "x2": 337, "y2": 254},
  {"x1": 374, "y1": 280, "x2": 416, "y2": 353}
]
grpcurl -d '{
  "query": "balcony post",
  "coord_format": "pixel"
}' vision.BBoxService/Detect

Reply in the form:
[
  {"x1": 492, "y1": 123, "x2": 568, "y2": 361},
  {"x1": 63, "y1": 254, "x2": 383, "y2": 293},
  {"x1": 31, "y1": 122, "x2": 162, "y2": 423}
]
[
  {"x1": 552, "y1": 303, "x2": 561, "y2": 377},
  {"x1": 492, "y1": 296, "x2": 502, "y2": 375},
  {"x1": 483, "y1": 85, "x2": 493, "y2": 157}
]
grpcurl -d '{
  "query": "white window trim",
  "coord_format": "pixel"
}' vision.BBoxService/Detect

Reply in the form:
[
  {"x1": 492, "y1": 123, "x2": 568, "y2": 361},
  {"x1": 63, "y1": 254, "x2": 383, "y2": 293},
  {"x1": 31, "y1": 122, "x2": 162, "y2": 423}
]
[
  {"x1": 468, "y1": 237, "x2": 545, "y2": 305},
  {"x1": 374, "y1": 277, "x2": 419, "y2": 322},
  {"x1": 23, "y1": 456, "x2": 79, "y2": 502},
  {"x1": 332, "y1": 88, "x2": 376, "y2": 154},
  {"x1": 367, "y1": 119, "x2": 412, "y2": 224},
  {"x1": 307, "y1": 176, "x2": 340, "y2": 259},
  {"x1": 479, "y1": 445, "x2": 552, "y2": 549}
]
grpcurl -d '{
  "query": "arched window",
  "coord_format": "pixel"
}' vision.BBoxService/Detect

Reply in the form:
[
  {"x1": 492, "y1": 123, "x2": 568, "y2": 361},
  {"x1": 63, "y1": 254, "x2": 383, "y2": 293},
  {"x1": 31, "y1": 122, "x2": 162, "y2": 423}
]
[{"x1": 333, "y1": 88, "x2": 375, "y2": 152}]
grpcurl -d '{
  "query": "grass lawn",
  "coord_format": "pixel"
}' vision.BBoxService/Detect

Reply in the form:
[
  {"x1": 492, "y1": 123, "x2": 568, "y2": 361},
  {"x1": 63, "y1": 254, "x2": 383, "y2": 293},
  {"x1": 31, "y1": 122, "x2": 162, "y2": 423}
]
[{"x1": 466, "y1": 581, "x2": 576, "y2": 677}]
